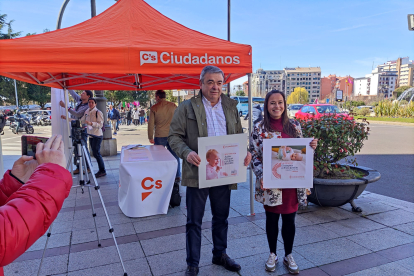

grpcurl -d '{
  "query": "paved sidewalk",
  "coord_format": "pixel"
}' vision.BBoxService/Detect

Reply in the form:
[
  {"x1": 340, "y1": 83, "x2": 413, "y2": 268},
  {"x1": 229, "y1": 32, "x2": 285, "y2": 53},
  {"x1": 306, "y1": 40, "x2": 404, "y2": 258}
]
[{"x1": 4, "y1": 153, "x2": 414, "y2": 276}]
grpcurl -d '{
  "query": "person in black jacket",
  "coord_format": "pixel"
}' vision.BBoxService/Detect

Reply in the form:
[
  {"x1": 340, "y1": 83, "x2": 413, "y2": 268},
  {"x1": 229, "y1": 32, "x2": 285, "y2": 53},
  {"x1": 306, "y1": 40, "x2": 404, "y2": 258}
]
[{"x1": 126, "y1": 108, "x2": 132, "y2": 125}]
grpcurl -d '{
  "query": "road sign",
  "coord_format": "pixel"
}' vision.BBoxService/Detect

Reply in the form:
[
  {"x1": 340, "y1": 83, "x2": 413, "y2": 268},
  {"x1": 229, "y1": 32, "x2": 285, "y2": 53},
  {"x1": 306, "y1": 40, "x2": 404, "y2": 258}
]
[{"x1": 336, "y1": 90, "x2": 343, "y2": 102}]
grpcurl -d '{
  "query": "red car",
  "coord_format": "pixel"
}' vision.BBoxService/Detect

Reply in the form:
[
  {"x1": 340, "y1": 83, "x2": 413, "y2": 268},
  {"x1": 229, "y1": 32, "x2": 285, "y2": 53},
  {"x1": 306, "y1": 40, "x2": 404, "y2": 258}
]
[{"x1": 295, "y1": 104, "x2": 352, "y2": 120}]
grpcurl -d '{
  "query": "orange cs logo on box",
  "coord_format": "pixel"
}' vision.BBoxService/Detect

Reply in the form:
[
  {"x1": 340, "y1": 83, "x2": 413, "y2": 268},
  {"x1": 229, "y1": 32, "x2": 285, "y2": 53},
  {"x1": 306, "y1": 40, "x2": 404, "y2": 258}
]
[{"x1": 141, "y1": 177, "x2": 162, "y2": 201}]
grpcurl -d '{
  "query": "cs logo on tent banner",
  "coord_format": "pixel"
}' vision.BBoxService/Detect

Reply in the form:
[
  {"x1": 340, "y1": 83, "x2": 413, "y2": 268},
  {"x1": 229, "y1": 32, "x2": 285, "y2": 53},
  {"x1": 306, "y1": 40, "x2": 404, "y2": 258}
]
[
  {"x1": 140, "y1": 51, "x2": 158, "y2": 66},
  {"x1": 141, "y1": 177, "x2": 163, "y2": 201}
]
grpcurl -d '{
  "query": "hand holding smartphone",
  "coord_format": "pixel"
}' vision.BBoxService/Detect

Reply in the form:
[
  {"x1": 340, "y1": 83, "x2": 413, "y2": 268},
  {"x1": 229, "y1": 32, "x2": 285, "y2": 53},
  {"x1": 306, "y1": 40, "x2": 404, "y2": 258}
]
[{"x1": 21, "y1": 135, "x2": 48, "y2": 159}]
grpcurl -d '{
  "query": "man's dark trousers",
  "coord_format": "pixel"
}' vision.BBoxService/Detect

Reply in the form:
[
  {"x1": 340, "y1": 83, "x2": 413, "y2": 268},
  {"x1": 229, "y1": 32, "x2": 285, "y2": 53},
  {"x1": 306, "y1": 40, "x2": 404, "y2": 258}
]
[{"x1": 186, "y1": 185, "x2": 231, "y2": 267}]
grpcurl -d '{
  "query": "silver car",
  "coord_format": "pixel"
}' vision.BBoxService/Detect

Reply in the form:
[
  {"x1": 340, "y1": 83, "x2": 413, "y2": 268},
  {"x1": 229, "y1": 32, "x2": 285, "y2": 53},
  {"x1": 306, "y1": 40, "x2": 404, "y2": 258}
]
[{"x1": 287, "y1": 104, "x2": 303, "y2": 118}]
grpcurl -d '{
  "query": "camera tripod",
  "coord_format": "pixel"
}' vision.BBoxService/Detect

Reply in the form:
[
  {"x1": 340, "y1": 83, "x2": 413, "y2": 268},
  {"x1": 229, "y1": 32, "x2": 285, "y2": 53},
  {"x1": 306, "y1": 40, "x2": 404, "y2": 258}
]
[{"x1": 37, "y1": 135, "x2": 128, "y2": 276}]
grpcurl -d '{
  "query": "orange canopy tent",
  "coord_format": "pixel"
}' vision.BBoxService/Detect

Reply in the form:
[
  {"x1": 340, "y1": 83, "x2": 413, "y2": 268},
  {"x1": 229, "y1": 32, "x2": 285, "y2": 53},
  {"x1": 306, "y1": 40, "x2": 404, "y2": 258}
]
[{"x1": 0, "y1": 0, "x2": 252, "y2": 90}]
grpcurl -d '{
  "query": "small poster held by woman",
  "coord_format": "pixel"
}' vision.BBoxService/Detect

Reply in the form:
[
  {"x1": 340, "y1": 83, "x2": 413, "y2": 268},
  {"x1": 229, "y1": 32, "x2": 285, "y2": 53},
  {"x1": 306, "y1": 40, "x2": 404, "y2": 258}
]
[
  {"x1": 263, "y1": 138, "x2": 314, "y2": 189},
  {"x1": 198, "y1": 133, "x2": 247, "y2": 188}
]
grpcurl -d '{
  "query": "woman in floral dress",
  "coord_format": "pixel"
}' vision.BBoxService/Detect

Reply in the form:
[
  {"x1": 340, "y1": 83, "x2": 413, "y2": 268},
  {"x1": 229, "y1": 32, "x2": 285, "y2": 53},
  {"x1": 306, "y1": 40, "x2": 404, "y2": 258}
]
[{"x1": 249, "y1": 90, "x2": 318, "y2": 274}]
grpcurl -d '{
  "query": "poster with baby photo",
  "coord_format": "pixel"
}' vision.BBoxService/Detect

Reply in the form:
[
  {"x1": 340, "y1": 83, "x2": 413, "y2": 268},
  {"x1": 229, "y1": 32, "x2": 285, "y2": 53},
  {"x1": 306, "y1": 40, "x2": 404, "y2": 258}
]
[
  {"x1": 263, "y1": 138, "x2": 314, "y2": 189},
  {"x1": 198, "y1": 133, "x2": 247, "y2": 189}
]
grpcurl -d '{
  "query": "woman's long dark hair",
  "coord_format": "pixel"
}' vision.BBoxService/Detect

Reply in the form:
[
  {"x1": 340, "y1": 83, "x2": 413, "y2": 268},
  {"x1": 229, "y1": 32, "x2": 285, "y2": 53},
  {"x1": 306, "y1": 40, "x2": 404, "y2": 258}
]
[{"x1": 262, "y1": 90, "x2": 297, "y2": 137}]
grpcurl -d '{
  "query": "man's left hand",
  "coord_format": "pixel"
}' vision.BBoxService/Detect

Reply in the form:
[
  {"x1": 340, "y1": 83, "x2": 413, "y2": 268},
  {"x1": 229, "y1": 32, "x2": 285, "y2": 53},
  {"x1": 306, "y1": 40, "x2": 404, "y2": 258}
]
[
  {"x1": 59, "y1": 100, "x2": 66, "y2": 108},
  {"x1": 244, "y1": 152, "x2": 252, "y2": 166},
  {"x1": 85, "y1": 120, "x2": 92, "y2": 126},
  {"x1": 11, "y1": 155, "x2": 39, "y2": 183}
]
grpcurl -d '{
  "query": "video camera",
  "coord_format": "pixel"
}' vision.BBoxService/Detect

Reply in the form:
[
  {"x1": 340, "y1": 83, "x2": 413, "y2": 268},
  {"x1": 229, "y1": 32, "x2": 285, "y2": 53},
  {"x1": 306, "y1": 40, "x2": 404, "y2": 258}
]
[{"x1": 71, "y1": 120, "x2": 85, "y2": 143}]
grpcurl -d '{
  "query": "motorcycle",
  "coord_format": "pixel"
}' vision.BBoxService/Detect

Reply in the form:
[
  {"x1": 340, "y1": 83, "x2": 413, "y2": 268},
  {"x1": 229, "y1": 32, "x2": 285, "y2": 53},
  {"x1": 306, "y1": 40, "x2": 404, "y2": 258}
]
[
  {"x1": 40, "y1": 116, "x2": 52, "y2": 126},
  {"x1": 11, "y1": 116, "x2": 34, "y2": 134},
  {"x1": 32, "y1": 114, "x2": 51, "y2": 126}
]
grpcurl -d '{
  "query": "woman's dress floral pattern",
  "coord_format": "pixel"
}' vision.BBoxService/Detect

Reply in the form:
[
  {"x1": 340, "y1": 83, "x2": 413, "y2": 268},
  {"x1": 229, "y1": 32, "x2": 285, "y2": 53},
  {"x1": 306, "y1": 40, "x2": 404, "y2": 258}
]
[{"x1": 249, "y1": 119, "x2": 310, "y2": 208}]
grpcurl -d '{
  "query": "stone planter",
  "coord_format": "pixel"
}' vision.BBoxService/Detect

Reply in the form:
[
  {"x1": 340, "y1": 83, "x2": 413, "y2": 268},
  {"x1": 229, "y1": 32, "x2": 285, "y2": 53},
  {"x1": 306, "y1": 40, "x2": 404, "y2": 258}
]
[{"x1": 307, "y1": 166, "x2": 381, "y2": 212}]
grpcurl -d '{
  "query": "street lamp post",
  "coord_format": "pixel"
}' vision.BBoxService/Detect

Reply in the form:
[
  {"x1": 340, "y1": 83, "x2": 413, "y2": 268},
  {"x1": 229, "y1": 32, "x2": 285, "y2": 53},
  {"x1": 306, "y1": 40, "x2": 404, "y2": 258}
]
[{"x1": 56, "y1": 0, "x2": 112, "y2": 142}]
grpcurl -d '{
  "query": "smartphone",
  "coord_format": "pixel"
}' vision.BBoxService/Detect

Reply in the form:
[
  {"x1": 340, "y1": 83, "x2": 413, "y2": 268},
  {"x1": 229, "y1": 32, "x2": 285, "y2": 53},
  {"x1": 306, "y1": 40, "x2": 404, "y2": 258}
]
[{"x1": 21, "y1": 135, "x2": 48, "y2": 159}]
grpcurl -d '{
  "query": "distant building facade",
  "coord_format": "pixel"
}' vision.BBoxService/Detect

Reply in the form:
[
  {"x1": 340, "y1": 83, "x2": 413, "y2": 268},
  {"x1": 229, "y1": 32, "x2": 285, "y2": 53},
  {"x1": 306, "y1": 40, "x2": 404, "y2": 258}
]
[
  {"x1": 243, "y1": 81, "x2": 249, "y2": 96},
  {"x1": 377, "y1": 57, "x2": 414, "y2": 88},
  {"x1": 250, "y1": 66, "x2": 321, "y2": 102},
  {"x1": 354, "y1": 69, "x2": 397, "y2": 98},
  {"x1": 399, "y1": 64, "x2": 414, "y2": 87},
  {"x1": 285, "y1": 67, "x2": 321, "y2": 102},
  {"x1": 320, "y1": 75, "x2": 354, "y2": 100},
  {"x1": 251, "y1": 69, "x2": 285, "y2": 97}
]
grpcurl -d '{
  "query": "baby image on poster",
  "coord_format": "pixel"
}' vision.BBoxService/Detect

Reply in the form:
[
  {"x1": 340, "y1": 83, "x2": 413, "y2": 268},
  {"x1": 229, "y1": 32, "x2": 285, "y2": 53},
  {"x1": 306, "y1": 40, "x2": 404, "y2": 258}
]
[
  {"x1": 205, "y1": 144, "x2": 239, "y2": 180},
  {"x1": 271, "y1": 146, "x2": 306, "y2": 180}
]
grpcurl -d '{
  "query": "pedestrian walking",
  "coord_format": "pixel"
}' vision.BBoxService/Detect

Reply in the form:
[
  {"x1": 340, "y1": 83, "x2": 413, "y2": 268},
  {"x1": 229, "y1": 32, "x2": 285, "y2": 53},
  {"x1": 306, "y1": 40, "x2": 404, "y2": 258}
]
[
  {"x1": 108, "y1": 105, "x2": 120, "y2": 135},
  {"x1": 126, "y1": 108, "x2": 132, "y2": 125},
  {"x1": 133, "y1": 107, "x2": 139, "y2": 126},
  {"x1": 168, "y1": 66, "x2": 252, "y2": 276},
  {"x1": 148, "y1": 90, "x2": 181, "y2": 205},
  {"x1": 139, "y1": 108, "x2": 145, "y2": 125},
  {"x1": 249, "y1": 90, "x2": 318, "y2": 274}
]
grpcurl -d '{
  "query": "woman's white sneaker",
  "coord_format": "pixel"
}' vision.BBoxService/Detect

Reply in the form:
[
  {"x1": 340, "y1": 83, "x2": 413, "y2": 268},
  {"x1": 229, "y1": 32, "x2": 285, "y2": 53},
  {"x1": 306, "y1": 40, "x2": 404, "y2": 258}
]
[
  {"x1": 265, "y1": 252, "x2": 278, "y2": 272},
  {"x1": 283, "y1": 254, "x2": 299, "y2": 274}
]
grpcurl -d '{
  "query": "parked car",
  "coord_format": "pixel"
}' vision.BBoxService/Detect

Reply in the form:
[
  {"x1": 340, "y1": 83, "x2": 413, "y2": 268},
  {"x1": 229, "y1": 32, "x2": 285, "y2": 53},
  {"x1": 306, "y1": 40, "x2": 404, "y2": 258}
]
[
  {"x1": 231, "y1": 96, "x2": 265, "y2": 117},
  {"x1": 295, "y1": 104, "x2": 352, "y2": 120},
  {"x1": 287, "y1": 104, "x2": 303, "y2": 118},
  {"x1": 356, "y1": 105, "x2": 374, "y2": 112}
]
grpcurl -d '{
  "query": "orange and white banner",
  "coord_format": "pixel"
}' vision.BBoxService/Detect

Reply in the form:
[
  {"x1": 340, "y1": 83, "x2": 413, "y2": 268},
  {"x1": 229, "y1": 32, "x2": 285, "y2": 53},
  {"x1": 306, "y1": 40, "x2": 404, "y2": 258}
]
[{"x1": 118, "y1": 145, "x2": 177, "y2": 217}]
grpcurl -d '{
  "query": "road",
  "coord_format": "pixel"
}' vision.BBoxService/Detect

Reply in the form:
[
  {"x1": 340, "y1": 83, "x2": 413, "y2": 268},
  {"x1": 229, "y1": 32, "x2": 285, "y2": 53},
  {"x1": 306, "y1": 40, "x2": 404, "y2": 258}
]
[
  {"x1": 1, "y1": 120, "x2": 413, "y2": 202},
  {"x1": 354, "y1": 123, "x2": 414, "y2": 203}
]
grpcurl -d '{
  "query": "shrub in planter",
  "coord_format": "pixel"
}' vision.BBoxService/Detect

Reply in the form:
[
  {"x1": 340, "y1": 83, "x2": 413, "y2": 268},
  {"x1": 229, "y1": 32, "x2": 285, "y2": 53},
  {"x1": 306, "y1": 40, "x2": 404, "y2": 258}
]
[
  {"x1": 356, "y1": 108, "x2": 370, "y2": 116},
  {"x1": 297, "y1": 115, "x2": 369, "y2": 178}
]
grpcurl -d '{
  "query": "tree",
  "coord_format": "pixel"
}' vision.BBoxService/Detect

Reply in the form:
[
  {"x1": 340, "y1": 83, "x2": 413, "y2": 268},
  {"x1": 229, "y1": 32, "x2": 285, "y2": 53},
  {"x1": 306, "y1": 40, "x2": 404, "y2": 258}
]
[
  {"x1": 26, "y1": 84, "x2": 51, "y2": 108},
  {"x1": 104, "y1": 90, "x2": 151, "y2": 108},
  {"x1": 394, "y1": 86, "x2": 412, "y2": 98},
  {"x1": 165, "y1": 90, "x2": 177, "y2": 103},
  {"x1": 0, "y1": 77, "x2": 28, "y2": 106},
  {"x1": 287, "y1": 87, "x2": 309, "y2": 104},
  {"x1": 0, "y1": 14, "x2": 21, "y2": 39},
  {"x1": 235, "y1": 90, "x2": 245, "y2": 96}
]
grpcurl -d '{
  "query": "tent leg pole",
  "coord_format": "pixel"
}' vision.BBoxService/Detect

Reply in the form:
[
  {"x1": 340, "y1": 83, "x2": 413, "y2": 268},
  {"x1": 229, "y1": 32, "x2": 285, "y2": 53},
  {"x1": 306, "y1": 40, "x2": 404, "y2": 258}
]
[
  {"x1": 247, "y1": 73, "x2": 255, "y2": 216},
  {"x1": 64, "y1": 88, "x2": 73, "y2": 176}
]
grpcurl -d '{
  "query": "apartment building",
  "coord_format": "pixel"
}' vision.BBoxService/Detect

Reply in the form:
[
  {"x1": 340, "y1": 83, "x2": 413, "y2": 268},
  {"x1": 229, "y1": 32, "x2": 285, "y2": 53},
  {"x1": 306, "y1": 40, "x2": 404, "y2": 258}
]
[
  {"x1": 320, "y1": 74, "x2": 354, "y2": 100},
  {"x1": 251, "y1": 69, "x2": 285, "y2": 97},
  {"x1": 354, "y1": 77, "x2": 371, "y2": 96},
  {"x1": 354, "y1": 68, "x2": 397, "y2": 98},
  {"x1": 377, "y1": 57, "x2": 414, "y2": 87},
  {"x1": 399, "y1": 64, "x2": 414, "y2": 86},
  {"x1": 285, "y1": 67, "x2": 321, "y2": 101}
]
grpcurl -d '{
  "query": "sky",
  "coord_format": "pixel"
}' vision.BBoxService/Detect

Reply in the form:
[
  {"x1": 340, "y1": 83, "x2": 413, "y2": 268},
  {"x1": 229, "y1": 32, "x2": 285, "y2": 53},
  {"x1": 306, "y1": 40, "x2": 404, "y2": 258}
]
[{"x1": 1, "y1": 0, "x2": 414, "y2": 89}]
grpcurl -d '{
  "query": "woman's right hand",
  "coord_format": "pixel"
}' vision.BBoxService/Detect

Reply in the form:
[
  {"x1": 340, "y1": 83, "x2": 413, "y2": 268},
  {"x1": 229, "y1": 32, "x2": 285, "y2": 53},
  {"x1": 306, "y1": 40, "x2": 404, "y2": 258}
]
[{"x1": 260, "y1": 178, "x2": 265, "y2": 190}]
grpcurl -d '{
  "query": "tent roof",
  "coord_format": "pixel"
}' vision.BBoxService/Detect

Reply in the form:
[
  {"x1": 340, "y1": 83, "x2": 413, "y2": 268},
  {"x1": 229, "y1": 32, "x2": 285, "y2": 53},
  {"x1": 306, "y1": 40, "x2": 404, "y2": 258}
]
[{"x1": 0, "y1": 0, "x2": 252, "y2": 90}]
